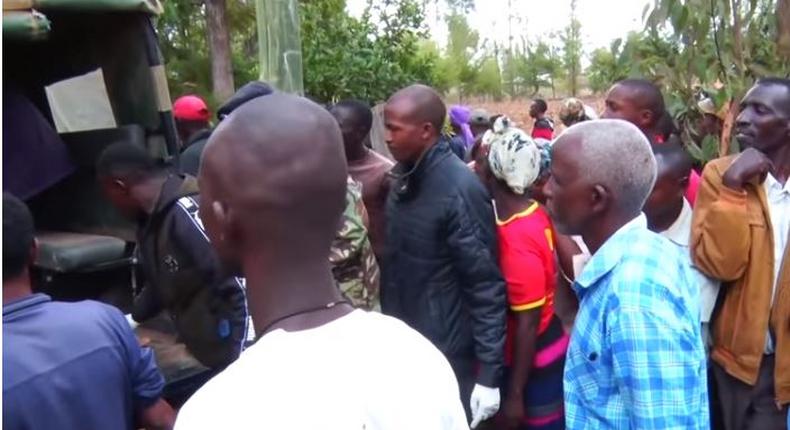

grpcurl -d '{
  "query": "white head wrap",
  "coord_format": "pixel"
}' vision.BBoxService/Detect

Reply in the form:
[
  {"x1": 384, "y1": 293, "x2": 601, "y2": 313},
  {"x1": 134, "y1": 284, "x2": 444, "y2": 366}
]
[{"x1": 486, "y1": 116, "x2": 542, "y2": 195}]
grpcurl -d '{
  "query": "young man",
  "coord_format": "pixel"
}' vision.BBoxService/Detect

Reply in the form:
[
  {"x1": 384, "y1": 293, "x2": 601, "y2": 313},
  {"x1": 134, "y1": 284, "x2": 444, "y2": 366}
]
[
  {"x1": 382, "y1": 84, "x2": 507, "y2": 428},
  {"x1": 545, "y1": 120, "x2": 709, "y2": 429},
  {"x1": 3, "y1": 193, "x2": 175, "y2": 430},
  {"x1": 602, "y1": 78, "x2": 701, "y2": 205},
  {"x1": 643, "y1": 142, "x2": 720, "y2": 347},
  {"x1": 529, "y1": 99, "x2": 554, "y2": 140},
  {"x1": 97, "y1": 142, "x2": 251, "y2": 371},
  {"x1": 178, "y1": 83, "x2": 275, "y2": 176},
  {"x1": 175, "y1": 93, "x2": 467, "y2": 429},
  {"x1": 173, "y1": 95, "x2": 212, "y2": 169},
  {"x1": 691, "y1": 78, "x2": 790, "y2": 430},
  {"x1": 330, "y1": 100, "x2": 394, "y2": 260}
]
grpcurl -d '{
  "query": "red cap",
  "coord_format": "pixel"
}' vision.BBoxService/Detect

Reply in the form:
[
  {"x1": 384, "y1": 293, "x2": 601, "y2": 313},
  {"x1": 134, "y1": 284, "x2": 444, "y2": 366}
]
[{"x1": 173, "y1": 95, "x2": 210, "y2": 122}]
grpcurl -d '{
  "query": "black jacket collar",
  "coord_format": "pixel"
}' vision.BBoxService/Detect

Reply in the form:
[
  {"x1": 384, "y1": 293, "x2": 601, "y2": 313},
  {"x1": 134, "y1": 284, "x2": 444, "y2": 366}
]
[{"x1": 391, "y1": 139, "x2": 452, "y2": 198}]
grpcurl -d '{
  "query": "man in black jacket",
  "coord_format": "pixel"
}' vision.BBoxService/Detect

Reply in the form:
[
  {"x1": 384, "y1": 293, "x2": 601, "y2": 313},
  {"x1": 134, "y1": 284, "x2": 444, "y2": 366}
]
[
  {"x1": 382, "y1": 84, "x2": 507, "y2": 428},
  {"x1": 97, "y1": 142, "x2": 251, "y2": 372}
]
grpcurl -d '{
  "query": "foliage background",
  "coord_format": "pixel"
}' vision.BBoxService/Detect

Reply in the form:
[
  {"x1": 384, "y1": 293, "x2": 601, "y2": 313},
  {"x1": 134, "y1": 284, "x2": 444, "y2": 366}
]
[{"x1": 156, "y1": 0, "x2": 789, "y2": 160}]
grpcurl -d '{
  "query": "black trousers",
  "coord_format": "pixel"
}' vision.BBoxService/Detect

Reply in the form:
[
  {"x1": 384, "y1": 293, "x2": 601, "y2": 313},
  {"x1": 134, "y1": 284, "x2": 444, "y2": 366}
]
[{"x1": 712, "y1": 355, "x2": 788, "y2": 430}]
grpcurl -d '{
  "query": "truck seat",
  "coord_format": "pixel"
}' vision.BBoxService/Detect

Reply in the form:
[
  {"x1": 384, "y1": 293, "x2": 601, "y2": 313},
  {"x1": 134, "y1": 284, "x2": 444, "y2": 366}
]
[{"x1": 35, "y1": 231, "x2": 127, "y2": 273}]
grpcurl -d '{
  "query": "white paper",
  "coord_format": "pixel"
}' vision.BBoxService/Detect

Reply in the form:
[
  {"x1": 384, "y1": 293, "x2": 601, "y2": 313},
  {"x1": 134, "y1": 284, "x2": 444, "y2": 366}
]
[{"x1": 45, "y1": 68, "x2": 117, "y2": 133}]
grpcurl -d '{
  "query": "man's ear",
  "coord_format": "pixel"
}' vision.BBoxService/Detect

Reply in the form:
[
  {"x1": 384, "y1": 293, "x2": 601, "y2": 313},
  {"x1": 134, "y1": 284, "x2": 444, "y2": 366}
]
[
  {"x1": 113, "y1": 179, "x2": 130, "y2": 195},
  {"x1": 420, "y1": 122, "x2": 435, "y2": 141},
  {"x1": 641, "y1": 109, "x2": 655, "y2": 130},
  {"x1": 590, "y1": 184, "x2": 611, "y2": 216}
]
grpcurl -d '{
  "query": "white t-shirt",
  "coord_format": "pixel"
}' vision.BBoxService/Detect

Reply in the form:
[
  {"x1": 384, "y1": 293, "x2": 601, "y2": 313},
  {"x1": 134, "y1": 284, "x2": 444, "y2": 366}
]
[{"x1": 175, "y1": 310, "x2": 468, "y2": 430}]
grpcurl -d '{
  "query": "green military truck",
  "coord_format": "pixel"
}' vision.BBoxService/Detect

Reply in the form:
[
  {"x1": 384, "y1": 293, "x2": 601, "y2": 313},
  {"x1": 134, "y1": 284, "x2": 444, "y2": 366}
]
[{"x1": 4, "y1": 0, "x2": 206, "y2": 405}]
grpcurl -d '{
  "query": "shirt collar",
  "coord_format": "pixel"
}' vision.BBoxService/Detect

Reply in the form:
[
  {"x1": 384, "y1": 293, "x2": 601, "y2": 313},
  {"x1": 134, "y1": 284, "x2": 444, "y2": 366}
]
[
  {"x1": 575, "y1": 214, "x2": 647, "y2": 291},
  {"x1": 3, "y1": 293, "x2": 51, "y2": 318},
  {"x1": 661, "y1": 198, "x2": 692, "y2": 247},
  {"x1": 764, "y1": 173, "x2": 790, "y2": 196}
]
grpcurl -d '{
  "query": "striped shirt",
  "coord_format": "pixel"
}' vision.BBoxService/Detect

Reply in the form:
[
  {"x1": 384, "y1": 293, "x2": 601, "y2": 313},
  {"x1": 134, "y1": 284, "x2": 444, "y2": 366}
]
[{"x1": 564, "y1": 215, "x2": 709, "y2": 429}]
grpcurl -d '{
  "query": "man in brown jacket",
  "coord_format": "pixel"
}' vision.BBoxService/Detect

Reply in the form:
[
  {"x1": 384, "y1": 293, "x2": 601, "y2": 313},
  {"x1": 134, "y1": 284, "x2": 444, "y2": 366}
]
[{"x1": 692, "y1": 77, "x2": 790, "y2": 430}]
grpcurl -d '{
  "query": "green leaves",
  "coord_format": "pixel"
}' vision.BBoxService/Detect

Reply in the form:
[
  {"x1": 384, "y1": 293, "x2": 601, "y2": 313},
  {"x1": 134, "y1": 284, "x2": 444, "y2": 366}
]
[{"x1": 300, "y1": 0, "x2": 434, "y2": 103}]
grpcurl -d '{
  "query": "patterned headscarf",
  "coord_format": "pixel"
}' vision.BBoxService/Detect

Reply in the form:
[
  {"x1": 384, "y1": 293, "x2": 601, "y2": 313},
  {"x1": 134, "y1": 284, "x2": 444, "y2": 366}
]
[{"x1": 486, "y1": 116, "x2": 543, "y2": 195}]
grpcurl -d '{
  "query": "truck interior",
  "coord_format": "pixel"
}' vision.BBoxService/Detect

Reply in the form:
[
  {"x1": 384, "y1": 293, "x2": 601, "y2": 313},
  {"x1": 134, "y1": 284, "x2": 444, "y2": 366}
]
[{"x1": 3, "y1": 0, "x2": 178, "y2": 309}]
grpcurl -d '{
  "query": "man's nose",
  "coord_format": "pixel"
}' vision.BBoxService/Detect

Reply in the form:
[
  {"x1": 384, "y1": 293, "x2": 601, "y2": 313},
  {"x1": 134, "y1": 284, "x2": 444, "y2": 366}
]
[{"x1": 735, "y1": 109, "x2": 751, "y2": 129}]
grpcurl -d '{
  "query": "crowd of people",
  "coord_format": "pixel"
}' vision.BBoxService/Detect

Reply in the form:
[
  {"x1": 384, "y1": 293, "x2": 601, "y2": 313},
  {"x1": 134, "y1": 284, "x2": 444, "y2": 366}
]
[{"x1": 3, "y1": 76, "x2": 789, "y2": 430}]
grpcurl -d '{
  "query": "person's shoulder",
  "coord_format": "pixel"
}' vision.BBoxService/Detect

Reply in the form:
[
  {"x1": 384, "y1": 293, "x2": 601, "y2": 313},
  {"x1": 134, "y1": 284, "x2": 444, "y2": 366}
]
[
  {"x1": 702, "y1": 155, "x2": 737, "y2": 178},
  {"x1": 367, "y1": 150, "x2": 395, "y2": 169},
  {"x1": 352, "y1": 312, "x2": 445, "y2": 352},
  {"x1": 501, "y1": 208, "x2": 552, "y2": 246},
  {"x1": 46, "y1": 299, "x2": 125, "y2": 323},
  {"x1": 610, "y1": 230, "x2": 694, "y2": 301}
]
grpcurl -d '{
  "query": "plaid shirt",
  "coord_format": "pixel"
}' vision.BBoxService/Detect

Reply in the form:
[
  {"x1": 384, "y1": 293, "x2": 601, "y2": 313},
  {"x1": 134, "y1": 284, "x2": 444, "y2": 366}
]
[{"x1": 564, "y1": 215, "x2": 709, "y2": 429}]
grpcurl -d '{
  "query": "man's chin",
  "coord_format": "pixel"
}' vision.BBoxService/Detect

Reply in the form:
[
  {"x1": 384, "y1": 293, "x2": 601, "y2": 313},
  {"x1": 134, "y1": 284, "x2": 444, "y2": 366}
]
[{"x1": 735, "y1": 134, "x2": 755, "y2": 149}]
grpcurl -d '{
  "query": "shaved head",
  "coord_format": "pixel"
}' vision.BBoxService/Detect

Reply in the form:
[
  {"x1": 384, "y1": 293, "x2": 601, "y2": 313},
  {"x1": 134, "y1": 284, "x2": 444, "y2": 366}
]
[
  {"x1": 388, "y1": 85, "x2": 446, "y2": 131},
  {"x1": 199, "y1": 93, "x2": 347, "y2": 268},
  {"x1": 653, "y1": 141, "x2": 693, "y2": 180},
  {"x1": 384, "y1": 84, "x2": 447, "y2": 163},
  {"x1": 643, "y1": 141, "x2": 692, "y2": 230},
  {"x1": 603, "y1": 79, "x2": 665, "y2": 133}
]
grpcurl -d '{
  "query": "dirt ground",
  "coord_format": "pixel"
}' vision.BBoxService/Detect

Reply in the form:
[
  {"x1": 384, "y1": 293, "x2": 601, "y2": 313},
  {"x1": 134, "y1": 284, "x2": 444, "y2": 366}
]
[{"x1": 462, "y1": 96, "x2": 605, "y2": 134}]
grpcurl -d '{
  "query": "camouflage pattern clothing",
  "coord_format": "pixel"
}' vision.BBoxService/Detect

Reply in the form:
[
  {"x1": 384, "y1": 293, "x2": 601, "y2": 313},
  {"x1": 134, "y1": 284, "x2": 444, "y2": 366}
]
[{"x1": 329, "y1": 177, "x2": 381, "y2": 311}]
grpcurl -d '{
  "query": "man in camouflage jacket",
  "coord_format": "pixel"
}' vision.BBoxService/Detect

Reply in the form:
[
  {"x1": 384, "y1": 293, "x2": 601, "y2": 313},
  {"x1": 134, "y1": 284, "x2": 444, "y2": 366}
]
[{"x1": 329, "y1": 177, "x2": 380, "y2": 311}]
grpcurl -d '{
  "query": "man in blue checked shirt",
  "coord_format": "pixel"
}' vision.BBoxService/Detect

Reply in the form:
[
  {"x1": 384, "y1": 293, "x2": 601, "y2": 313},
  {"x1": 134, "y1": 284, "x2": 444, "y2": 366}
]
[{"x1": 544, "y1": 119, "x2": 709, "y2": 429}]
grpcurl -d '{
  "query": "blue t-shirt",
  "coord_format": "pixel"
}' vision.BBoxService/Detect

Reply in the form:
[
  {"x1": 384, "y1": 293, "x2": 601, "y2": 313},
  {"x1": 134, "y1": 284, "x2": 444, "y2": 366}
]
[{"x1": 3, "y1": 294, "x2": 164, "y2": 430}]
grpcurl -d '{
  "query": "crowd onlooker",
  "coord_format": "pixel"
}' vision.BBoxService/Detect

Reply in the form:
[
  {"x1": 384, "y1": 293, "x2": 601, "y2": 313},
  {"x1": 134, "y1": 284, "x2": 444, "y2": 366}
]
[
  {"x1": 5, "y1": 73, "x2": 790, "y2": 430},
  {"x1": 478, "y1": 116, "x2": 568, "y2": 429},
  {"x1": 547, "y1": 119, "x2": 710, "y2": 428},
  {"x1": 529, "y1": 99, "x2": 554, "y2": 140},
  {"x1": 692, "y1": 78, "x2": 790, "y2": 429},
  {"x1": 382, "y1": 85, "x2": 506, "y2": 427}
]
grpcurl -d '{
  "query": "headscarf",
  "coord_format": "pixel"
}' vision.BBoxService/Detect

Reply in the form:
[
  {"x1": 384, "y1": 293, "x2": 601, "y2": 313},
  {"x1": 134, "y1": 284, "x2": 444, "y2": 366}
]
[
  {"x1": 532, "y1": 138, "x2": 553, "y2": 180},
  {"x1": 449, "y1": 105, "x2": 475, "y2": 149},
  {"x1": 486, "y1": 116, "x2": 543, "y2": 195},
  {"x1": 559, "y1": 97, "x2": 597, "y2": 126}
]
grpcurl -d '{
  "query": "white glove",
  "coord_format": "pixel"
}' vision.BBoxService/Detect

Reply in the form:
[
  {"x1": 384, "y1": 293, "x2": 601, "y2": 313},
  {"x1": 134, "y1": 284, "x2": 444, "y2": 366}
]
[{"x1": 469, "y1": 383, "x2": 500, "y2": 428}]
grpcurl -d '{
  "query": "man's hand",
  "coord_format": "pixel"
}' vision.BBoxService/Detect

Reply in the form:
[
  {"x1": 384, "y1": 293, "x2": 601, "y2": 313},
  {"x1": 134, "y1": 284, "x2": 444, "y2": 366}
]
[
  {"x1": 470, "y1": 384, "x2": 500, "y2": 429},
  {"x1": 722, "y1": 148, "x2": 773, "y2": 191},
  {"x1": 500, "y1": 393, "x2": 525, "y2": 430}
]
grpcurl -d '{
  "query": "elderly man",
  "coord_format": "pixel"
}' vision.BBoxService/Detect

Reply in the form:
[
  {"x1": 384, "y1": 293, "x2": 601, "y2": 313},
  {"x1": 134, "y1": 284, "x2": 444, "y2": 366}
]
[
  {"x1": 383, "y1": 84, "x2": 507, "y2": 428},
  {"x1": 175, "y1": 93, "x2": 467, "y2": 429},
  {"x1": 545, "y1": 119, "x2": 709, "y2": 429},
  {"x1": 692, "y1": 78, "x2": 790, "y2": 430}
]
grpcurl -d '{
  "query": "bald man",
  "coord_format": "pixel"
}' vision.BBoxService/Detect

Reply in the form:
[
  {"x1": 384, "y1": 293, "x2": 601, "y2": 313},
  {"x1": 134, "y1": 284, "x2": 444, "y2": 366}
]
[
  {"x1": 545, "y1": 120, "x2": 708, "y2": 429},
  {"x1": 383, "y1": 84, "x2": 507, "y2": 428},
  {"x1": 175, "y1": 93, "x2": 467, "y2": 429}
]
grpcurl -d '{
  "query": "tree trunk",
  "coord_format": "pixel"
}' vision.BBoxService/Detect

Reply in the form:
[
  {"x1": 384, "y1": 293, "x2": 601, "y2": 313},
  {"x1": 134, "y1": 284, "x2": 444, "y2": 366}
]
[{"x1": 205, "y1": 0, "x2": 235, "y2": 102}]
